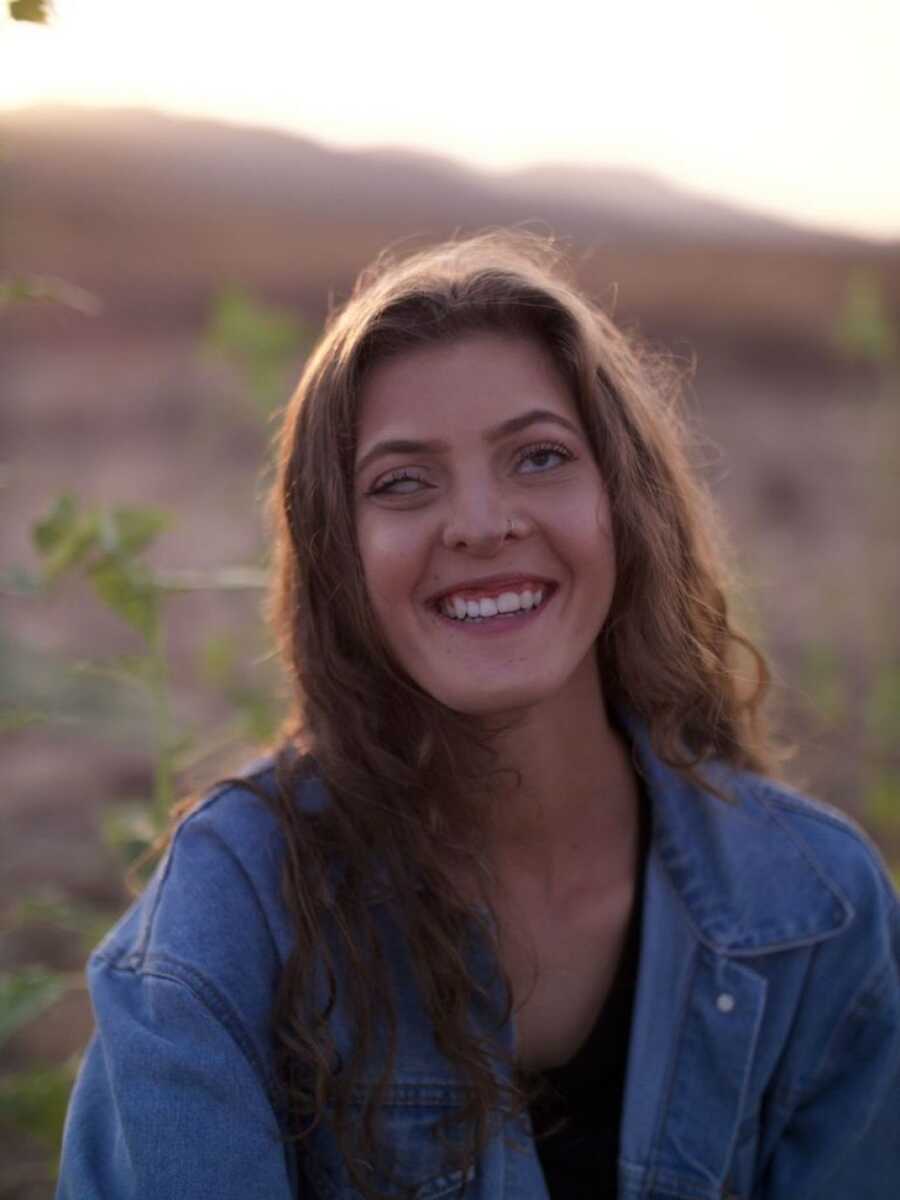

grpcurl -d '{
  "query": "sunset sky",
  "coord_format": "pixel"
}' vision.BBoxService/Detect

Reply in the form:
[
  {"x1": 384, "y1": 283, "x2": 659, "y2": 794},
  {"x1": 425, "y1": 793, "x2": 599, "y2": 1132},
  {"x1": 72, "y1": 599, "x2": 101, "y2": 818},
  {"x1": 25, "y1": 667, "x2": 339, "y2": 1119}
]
[{"x1": 2, "y1": 0, "x2": 898, "y2": 240}]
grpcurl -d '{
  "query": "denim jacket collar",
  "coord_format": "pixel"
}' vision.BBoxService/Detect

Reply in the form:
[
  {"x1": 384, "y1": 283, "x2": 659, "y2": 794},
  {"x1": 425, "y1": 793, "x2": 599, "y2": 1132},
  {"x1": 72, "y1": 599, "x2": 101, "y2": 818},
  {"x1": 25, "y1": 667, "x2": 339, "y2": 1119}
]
[{"x1": 626, "y1": 717, "x2": 853, "y2": 955}]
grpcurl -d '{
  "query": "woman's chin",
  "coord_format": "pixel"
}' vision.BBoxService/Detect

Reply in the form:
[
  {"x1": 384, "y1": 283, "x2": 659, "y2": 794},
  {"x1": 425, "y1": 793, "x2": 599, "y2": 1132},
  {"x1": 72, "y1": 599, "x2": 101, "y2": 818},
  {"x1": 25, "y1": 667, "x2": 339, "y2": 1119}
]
[{"x1": 432, "y1": 675, "x2": 560, "y2": 720}]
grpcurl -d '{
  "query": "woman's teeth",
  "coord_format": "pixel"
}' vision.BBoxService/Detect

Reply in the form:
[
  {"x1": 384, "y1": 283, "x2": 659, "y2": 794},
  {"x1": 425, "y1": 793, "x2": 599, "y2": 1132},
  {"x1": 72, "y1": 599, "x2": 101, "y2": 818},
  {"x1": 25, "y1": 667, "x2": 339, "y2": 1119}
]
[{"x1": 439, "y1": 588, "x2": 545, "y2": 621}]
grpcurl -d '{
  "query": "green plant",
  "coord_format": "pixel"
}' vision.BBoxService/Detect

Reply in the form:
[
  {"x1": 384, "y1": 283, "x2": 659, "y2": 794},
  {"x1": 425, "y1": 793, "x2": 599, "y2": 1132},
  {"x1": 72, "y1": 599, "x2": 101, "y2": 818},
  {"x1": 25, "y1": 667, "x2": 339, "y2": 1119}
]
[
  {"x1": 0, "y1": 1060, "x2": 79, "y2": 1151},
  {"x1": 204, "y1": 284, "x2": 316, "y2": 415},
  {"x1": 8, "y1": 0, "x2": 52, "y2": 24},
  {"x1": 798, "y1": 641, "x2": 847, "y2": 729},
  {"x1": 0, "y1": 971, "x2": 67, "y2": 1049},
  {"x1": 835, "y1": 268, "x2": 897, "y2": 366},
  {"x1": 0, "y1": 970, "x2": 78, "y2": 1169},
  {"x1": 0, "y1": 495, "x2": 274, "y2": 1180},
  {"x1": 31, "y1": 496, "x2": 178, "y2": 828},
  {"x1": 0, "y1": 275, "x2": 100, "y2": 315}
]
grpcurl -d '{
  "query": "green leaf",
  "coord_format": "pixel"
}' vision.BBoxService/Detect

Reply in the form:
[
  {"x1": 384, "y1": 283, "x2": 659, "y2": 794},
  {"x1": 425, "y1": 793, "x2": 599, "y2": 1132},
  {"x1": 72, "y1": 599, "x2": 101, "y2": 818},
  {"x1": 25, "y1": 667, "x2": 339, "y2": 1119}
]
[
  {"x1": 9, "y1": 0, "x2": 52, "y2": 25},
  {"x1": 44, "y1": 519, "x2": 101, "y2": 580},
  {"x1": 863, "y1": 771, "x2": 900, "y2": 839},
  {"x1": 111, "y1": 506, "x2": 172, "y2": 556},
  {"x1": 88, "y1": 558, "x2": 159, "y2": 639},
  {"x1": 197, "y1": 631, "x2": 238, "y2": 687},
  {"x1": 799, "y1": 642, "x2": 846, "y2": 727},
  {"x1": 33, "y1": 496, "x2": 101, "y2": 581},
  {"x1": 11, "y1": 892, "x2": 116, "y2": 951},
  {"x1": 32, "y1": 499, "x2": 169, "y2": 585},
  {"x1": 0, "y1": 1061, "x2": 78, "y2": 1152},
  {"x1": 0, "y1": 969, "x2": 67, "y2": 1050},
  {"x1": 237, "y1": 690, "x2": 280, "y2": 743},
  {"x1": 100, "y1": 802, "x2": 164, "y2": 865},
  {"x1": 0, "y1": 272, "x2": 99, "y2": 312},
  {"x1": 205, "y1": 285, "x2": 313, "y2": 413},
  {"x1": 0, "y1": 706, "x2": 49, "y2": 732},
  {"x1": 32, "y1": 495, "x2": 78, "y2": 554},
  {"x1": 865, "y1": 662, "x2": 900, "y2": 752},
  {"x1": 67, "y1": 654, "x2": 155, "y2": 692},
  {"x1": 835, "y1": 269, "x2": 898, "y2": 365},
  {"x1": 207, "y1": 286, "x2": 302, "y2": 362}
]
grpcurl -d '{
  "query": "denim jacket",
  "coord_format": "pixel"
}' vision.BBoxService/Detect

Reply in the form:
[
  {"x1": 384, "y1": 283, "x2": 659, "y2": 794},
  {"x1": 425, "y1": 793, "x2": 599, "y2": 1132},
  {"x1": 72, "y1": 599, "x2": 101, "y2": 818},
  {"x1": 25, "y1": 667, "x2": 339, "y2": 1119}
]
[{"x1": 57, "y1": 724, "x2": 900, "y2": 1199}]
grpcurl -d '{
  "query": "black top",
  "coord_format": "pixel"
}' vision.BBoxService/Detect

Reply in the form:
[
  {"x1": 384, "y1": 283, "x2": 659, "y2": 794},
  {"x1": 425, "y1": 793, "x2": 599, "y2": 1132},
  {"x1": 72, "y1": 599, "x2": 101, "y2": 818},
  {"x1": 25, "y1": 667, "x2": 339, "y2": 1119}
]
[{"x1": 527, "y1": 783, "x2": 651, "y2": 1200}]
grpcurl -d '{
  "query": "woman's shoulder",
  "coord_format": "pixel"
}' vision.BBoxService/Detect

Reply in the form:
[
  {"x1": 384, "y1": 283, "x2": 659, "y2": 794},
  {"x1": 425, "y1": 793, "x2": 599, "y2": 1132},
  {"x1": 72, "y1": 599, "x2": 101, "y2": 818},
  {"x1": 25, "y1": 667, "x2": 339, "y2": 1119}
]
[
  {"x1": 705, "y1": 763, "x2": 898, "y2": 966},
  {"x1": 728, "y1": 768, "x2": 897, "y2": 917},
  {"x1": 60, "y1": 764, "x2": 322, "y2": 1197},
  {"x1": 89, "y1": 756, "x2": 328, "y2": 1009},
  {"x1": 638, "y1": 732, "x2": 898, "y2": 963},
  {"x1": 628, "y1": 714, "x2": 892, "y2": 903}
]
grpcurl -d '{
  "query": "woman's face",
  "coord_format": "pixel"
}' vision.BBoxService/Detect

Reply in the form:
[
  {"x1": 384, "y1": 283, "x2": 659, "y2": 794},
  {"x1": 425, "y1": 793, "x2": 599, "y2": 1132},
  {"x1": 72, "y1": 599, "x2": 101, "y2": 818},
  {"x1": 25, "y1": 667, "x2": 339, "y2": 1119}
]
[{"x1": 354, "y1": 331, "x2": 616, "y2": 716}]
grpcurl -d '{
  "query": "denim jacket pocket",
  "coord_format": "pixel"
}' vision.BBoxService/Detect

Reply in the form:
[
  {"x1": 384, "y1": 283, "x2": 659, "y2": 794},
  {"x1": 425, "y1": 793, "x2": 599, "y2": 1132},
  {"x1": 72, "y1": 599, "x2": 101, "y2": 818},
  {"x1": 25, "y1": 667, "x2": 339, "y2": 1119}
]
[{"x1": 299, "y1": 1082, "x2": 476, "y2": 1200}]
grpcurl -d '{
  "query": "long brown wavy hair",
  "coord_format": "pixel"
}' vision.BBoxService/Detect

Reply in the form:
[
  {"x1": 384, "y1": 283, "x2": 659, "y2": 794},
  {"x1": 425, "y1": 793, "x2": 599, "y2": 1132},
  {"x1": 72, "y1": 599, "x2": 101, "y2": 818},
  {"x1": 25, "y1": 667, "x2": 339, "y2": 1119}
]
[{"x1": 219, "y1": 230, "x2": 772, "y2": 1197}]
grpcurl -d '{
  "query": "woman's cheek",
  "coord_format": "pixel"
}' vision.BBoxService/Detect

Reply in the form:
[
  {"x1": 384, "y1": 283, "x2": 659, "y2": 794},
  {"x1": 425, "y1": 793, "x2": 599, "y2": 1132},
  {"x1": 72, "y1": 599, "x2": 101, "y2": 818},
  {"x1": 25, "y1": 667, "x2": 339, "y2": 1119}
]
[{"x1": 359, "y1": 512, "x2": 427, "y2": 603}]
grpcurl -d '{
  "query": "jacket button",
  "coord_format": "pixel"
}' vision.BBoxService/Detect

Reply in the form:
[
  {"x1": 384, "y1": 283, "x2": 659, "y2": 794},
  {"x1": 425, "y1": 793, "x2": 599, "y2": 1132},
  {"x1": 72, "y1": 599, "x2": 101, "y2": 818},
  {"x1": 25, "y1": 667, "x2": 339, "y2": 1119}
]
[{"x1": 716, "y1": 992, "x2": 736, "y2": 1013}]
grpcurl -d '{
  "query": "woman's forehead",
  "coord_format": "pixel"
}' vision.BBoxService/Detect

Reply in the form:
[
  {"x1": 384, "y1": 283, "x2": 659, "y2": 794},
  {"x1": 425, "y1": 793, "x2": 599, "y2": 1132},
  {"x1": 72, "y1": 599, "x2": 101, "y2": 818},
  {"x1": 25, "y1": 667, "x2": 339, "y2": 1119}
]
[{"x1": 355, "y1": 331, "x2": 578, "y2": 447}]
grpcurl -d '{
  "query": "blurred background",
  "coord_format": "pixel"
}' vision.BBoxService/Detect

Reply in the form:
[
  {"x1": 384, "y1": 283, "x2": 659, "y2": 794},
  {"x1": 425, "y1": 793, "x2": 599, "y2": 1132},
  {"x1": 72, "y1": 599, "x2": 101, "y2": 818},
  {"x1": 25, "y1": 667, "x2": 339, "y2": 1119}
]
[{"x1": 1, "y1": 1, "x2": 899, "y2": 1194}]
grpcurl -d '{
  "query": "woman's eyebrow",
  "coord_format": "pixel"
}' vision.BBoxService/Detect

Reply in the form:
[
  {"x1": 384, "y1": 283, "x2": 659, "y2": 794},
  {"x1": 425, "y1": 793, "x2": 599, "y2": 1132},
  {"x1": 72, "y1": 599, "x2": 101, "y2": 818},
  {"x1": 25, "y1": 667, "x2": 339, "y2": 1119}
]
[
  {"x1": 355, "y1": 437, "x2": 450, "y2": 476},
  {"x1": 355, "y1": 409, "x2": 580, "y2": 476},
  {"x1": 485, "y1": 408, "x2": 580, "y2": 443}
]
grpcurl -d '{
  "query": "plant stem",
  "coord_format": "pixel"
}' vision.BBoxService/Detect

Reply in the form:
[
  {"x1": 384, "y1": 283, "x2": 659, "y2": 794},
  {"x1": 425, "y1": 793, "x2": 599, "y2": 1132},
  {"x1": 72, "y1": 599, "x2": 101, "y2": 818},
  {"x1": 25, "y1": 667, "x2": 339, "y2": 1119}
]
[{"x1": 146, "y1": 609, "x2": 174, "y2": 825}]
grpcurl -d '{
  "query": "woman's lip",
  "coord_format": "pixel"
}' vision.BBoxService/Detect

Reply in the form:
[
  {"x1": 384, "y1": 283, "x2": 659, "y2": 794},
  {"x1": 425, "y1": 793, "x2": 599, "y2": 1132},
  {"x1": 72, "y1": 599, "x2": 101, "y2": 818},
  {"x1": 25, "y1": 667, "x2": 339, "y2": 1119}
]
[{"x1": 426, "y1": 576, "x2": 556, "y2": 605}]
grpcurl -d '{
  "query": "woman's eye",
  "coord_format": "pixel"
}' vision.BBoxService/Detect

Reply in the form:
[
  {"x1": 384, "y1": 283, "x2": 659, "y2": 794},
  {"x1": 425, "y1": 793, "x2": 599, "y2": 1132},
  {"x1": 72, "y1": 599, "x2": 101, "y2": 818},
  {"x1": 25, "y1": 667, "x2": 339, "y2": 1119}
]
[
  {"x1": 369, "y1": 470, "x2": 430, "y2": 496},
  {"x1": 516, "y1": 442, "x2": 573, "y2": 474}
]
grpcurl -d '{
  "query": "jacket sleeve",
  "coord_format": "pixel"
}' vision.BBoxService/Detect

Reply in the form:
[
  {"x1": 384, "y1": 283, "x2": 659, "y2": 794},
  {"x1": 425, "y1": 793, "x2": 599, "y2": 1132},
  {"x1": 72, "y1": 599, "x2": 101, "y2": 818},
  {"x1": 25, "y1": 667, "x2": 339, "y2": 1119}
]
[
  {"x1": 55, "y1": 792, "x2": 304, "y2": 1200},
  {"x1": 759, "y1": 889, "x2": 900, "y2": 1199},
  {"x1": 56, "y1": 957, "x2": 300, "y2": 1199}
]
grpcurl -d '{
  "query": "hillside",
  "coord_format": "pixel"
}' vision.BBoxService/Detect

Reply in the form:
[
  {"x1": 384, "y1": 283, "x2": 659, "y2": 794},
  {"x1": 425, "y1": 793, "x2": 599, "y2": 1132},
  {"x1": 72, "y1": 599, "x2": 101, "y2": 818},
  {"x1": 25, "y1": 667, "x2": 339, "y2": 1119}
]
[{"x1": 4, "y1": 105, "x2": 898, "y2": 355}]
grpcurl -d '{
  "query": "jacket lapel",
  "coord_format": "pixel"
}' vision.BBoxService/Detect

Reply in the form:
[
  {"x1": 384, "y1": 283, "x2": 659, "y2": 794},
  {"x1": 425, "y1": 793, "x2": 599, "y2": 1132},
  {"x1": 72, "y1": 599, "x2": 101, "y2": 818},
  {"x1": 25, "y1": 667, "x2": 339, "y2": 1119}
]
[
  {"x1": 618, "y1": 721, "x2": 852, "y2": 1198},
  {"x1": 620, "y1": 846, "x2": 768, "y2": 1197}
]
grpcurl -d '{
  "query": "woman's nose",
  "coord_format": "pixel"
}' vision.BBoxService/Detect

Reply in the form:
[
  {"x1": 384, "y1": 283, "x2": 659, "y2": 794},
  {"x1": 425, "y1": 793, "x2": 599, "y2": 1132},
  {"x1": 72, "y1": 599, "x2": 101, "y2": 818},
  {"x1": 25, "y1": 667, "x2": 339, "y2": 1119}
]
[{"x1": 440, "y1": 490, "x2": 531, "y2": 554}]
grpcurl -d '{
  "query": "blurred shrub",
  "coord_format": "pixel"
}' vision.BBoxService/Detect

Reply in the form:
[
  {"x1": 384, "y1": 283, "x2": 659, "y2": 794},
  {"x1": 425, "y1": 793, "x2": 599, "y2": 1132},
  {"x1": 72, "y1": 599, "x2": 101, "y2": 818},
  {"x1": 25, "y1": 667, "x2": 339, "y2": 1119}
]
[
  {"x1": 0, "y1": 276, "x2": 100, "y2": 314},
  {"x1": 0, "y1": 971, "x2": 76, "y2": 1179},
  {"x1": 204, "y1": 284, "x2": 317, "y2": 415},
  {"x1": 835, "y1": 268, "x2": 897, "y2": 366},
  {"x1": 0, "y1": 281, "x2": 312, "y2": 1184},
  {"x1": 8, "y1": 0, "x2": 52, "y2": 24}
]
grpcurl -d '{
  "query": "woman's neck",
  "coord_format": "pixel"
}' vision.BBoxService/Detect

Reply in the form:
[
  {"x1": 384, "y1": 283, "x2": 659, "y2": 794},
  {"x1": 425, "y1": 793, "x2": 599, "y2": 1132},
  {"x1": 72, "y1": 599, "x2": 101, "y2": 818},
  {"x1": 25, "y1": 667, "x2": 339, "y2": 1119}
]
[{"x1": 483, "y1": 659, "x2": 640, "y2": 903}]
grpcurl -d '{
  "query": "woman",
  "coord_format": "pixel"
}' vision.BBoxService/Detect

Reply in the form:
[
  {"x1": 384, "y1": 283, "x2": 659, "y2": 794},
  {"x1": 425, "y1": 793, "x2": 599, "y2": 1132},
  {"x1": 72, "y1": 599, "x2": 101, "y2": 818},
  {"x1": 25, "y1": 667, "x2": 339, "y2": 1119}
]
[{"x1": 58, "y1": 231, "x2": 899, "y2": 1199}]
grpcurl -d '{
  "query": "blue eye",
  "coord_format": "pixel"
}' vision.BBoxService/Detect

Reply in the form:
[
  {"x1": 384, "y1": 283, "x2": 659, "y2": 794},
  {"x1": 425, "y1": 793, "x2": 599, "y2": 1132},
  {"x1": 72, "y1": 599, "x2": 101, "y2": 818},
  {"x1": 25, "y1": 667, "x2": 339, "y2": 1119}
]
[{"x1": 517, "y1": 441, "x2": 573, "y2": 474}]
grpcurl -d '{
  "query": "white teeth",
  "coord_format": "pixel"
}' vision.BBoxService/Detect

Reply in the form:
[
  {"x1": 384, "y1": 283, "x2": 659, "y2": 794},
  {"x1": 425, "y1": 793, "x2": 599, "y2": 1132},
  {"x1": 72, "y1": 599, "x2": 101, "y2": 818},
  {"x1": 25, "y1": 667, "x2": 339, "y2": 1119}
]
[{"x1": 439, "y1": 585, "x2": 549, "y2": 621}]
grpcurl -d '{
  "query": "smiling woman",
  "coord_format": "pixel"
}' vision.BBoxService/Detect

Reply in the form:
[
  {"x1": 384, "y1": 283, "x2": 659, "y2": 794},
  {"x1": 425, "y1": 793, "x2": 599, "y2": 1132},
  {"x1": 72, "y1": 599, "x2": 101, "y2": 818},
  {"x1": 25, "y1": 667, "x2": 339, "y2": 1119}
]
[
  {"x1": 355, "y1": 333, "x2": 616, "y2": 716},
  {"x1": 56, "y1": 231, "x2": 900, "y2": 1200}
]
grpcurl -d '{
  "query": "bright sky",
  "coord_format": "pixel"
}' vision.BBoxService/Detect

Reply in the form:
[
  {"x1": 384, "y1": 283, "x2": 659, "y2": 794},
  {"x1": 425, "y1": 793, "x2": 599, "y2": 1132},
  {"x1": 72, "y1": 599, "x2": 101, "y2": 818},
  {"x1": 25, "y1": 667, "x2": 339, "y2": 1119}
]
[{"x1": 2, "y1": 0, "x2": 899, "y2": 240}]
